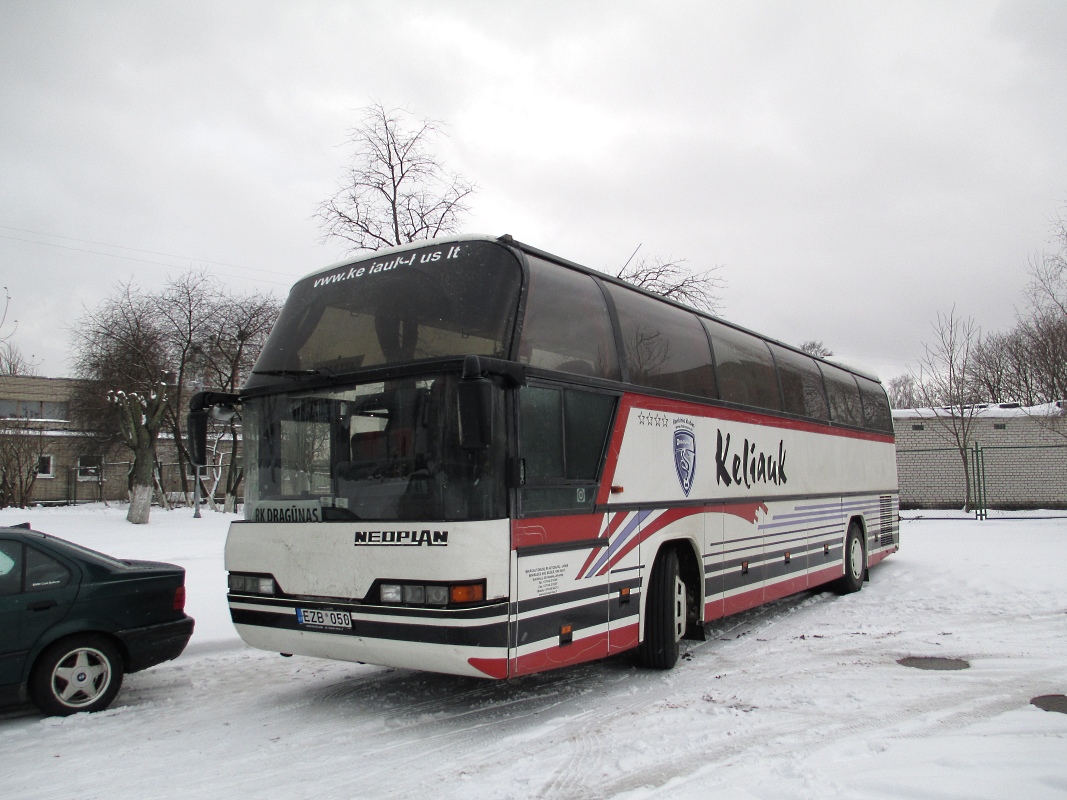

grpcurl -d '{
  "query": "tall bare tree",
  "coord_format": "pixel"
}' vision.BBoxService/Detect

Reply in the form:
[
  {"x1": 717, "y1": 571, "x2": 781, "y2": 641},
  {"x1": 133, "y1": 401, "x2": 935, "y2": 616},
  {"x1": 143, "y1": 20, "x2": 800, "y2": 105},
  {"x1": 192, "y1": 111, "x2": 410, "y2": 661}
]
[
  {"x1": 316, "y1": 102, "x2": 476, "y2": 252},
  {"x1": 71, "y1": 282, "x2": 171, "y2": 524},
  {"x1": 153, "y1": 270, "x2": 220, "y2": 496},
  {"x1": 912, "y1": 308, "x2": 982, "y2": 510},
  {"x1": 616, "y1": 246, "x2": 724, "y2": 313}
]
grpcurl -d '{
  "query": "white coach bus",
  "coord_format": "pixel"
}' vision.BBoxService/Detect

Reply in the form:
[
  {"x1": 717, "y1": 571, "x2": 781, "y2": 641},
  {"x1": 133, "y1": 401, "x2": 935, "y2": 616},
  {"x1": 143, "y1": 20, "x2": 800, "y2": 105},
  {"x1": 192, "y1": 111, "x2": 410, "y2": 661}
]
[{"x1": 189, "y1": 234, "x2": 898, "y2": 679}]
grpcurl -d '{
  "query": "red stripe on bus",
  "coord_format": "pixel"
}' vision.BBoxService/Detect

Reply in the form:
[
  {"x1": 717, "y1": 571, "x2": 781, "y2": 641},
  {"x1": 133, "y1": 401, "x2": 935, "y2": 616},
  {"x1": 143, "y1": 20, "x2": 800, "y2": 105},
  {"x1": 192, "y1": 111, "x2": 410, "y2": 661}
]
[
  {"x1": 511, "y1": 632, "x2": 611, "y2": 676},
  {"x1": 597, "y1": 506, "x2": 699, "y2": 575},
  {"x1": 607, "y1": 623, "x2": 640, "y2": 654},
  {"x1": 594, "y1": 502, "x2": 767, "y2": 577},
  {"x1": 597, "y1": 397, "x2": 637, "y2": 503},
  {"x1": 512, "y1": 513, "x2": 604, "y2": 548},
  {"x1": 724, "y1": 586, "x2": 765, "y2": 615},
  {"x1": 468, "y1": 657, "x2": 509, "y2": 680},
  {"x1": 807, "y1": 563, "x2": 844, "y2": 587},
  {"x1": 764, "y1": 574, "x2": 808, "y2": 602}
]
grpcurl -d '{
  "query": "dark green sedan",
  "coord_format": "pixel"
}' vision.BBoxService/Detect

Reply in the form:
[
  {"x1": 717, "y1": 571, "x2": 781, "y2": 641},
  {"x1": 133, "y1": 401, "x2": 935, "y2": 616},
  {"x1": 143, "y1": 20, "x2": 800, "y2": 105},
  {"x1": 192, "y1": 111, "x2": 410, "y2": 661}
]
[{"x1": 0, "y1": 524, "x2": 194, "y2": 716}]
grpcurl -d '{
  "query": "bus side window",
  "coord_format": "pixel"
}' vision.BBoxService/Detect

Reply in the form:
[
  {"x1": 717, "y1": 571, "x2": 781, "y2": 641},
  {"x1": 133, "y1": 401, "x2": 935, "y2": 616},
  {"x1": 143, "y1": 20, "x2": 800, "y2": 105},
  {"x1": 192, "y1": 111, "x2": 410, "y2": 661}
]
[
  {"x1": 519, "y1": 386, "x2": 617, "y2": 515},
  {"x1": 768, "y1": 343, "x2": 830, "y2": 421},
  {"x1": 703, "y1": 320, "x2": 782, "y2": 412},
  {"x1": 606, "y1": 284, "x2": 717, "y2": 399},
  {"x1": 518, "y1": 257, "x2": 621, "y2": 381},
  {"x1": 856, "y1": 376, "x2": 893, "y2": 433},
  {"x1": 820, "y1": 363, "x2": 864, "y2": 427}
]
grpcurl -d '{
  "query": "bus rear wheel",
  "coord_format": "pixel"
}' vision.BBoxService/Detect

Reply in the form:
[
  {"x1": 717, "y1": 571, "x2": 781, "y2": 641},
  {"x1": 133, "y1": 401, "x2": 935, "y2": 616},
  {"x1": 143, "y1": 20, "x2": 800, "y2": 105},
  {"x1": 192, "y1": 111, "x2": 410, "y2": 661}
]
[
  {"x1": 834, "y1": 522, "x2": 866, "y2": 595},
  {"x1": 638, "y1": 548, "x2": 686, "y2": 669}
]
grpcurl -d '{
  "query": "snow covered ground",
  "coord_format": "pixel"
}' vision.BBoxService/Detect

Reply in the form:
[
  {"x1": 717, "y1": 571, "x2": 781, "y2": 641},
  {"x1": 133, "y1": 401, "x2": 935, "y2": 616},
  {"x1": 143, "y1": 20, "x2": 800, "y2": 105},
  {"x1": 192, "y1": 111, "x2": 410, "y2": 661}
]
[{"x1": 1, "y1": 504, "x2": 1065, "y2": 799}]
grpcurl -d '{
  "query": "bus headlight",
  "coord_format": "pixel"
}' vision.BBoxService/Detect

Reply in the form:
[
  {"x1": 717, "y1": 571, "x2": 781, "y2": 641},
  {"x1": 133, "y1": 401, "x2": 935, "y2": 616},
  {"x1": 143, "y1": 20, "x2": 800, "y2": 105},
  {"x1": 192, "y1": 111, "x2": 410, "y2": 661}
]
[
  {"x1": 378, "y1": 582, "x2": 481, "y2": 607},
  {"x1": 228, "y1": 574, "x2": 276, "y2": 595},
  {"x1": 425, "y1": 585, "x2": 449, "y2": 606}
]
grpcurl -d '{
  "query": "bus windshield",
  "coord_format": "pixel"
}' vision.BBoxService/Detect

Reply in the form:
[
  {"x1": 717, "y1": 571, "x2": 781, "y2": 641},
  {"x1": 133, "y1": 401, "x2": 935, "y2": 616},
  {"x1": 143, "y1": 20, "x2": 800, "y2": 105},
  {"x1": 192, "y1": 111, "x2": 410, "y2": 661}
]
[
  {"x1": 243, "y1": 374, "x2": 507, "y2": 522},
  {"x1": 246, "y1": 240, "x2": 522, "y2": 389}
]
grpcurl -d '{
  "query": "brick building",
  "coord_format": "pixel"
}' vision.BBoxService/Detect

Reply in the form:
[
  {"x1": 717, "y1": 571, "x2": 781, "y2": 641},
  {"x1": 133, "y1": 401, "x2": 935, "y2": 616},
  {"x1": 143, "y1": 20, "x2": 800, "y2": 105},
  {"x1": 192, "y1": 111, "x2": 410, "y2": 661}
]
[
  {"x1": 0, "y1": 375, "x2": 191, "y2": 506},
  {"x1": 893, "y1": 403, "x2": 1067, "y2": 510}
]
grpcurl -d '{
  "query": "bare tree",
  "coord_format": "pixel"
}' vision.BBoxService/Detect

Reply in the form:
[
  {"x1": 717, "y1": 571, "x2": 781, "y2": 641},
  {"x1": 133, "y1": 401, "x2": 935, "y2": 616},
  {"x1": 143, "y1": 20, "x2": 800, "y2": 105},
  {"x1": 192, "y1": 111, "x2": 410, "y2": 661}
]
[
  {"x1": 886, "y1": 374, "x2": 920, "y2": 409},
  {"x1": 109, "y1": 386, "x2": 169, "y2": 522},
  {"x1": 0, "y1": 288, "x2": 38, "y2": 376},
  {"x1": 1027, "y1": 212, "x2": 1067, "y2": 319},
  {"x1": 316, "y1": 102, "x2": 475, "y2": 252},
  {"x1": 71, "y1": 282, "x2": 171, "y2": 524},
  {"x1": 153, "y1": 270, "x2": 220, "y2": 496},
  {"x1": 799, "y1": 340, "x2": 833, "y2": 358},
  {"x1": 71, "y1": 273, "x2": 282, "y2": 520},
  {"x1": 195, "y1": 291, "x2": 281, "y2": 511},
  {"x1": 0, "y1": 418, "x2": 45, "y2": 508},
  {"x1": 912, "y1": 308, "x2": 982, "y2": 511},
  {"x1": 616, "y1": 246, "x2": 724, "y2": 313}
]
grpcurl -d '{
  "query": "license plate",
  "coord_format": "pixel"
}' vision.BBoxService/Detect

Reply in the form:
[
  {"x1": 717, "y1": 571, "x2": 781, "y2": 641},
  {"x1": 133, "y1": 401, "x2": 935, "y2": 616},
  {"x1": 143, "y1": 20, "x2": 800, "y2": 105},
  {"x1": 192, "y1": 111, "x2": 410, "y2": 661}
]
[{"x1": 296, "y1": 608, "x2": 352, "y2": 629}]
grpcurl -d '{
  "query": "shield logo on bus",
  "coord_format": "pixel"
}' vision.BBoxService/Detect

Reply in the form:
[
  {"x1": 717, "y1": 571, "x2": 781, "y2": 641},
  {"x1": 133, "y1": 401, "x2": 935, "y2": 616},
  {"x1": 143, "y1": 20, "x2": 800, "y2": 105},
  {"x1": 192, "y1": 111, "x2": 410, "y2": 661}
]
[{"x1": 674, "y1": 427, "x2": 696, "y2": 497}]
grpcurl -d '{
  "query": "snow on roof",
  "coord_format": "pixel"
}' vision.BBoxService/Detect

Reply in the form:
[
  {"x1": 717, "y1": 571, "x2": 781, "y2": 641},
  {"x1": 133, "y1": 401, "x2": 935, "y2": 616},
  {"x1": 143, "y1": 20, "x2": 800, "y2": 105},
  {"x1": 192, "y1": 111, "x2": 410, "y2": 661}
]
[{"x1": 893, "y1": 401, "x2": 1066, "y2": 419}]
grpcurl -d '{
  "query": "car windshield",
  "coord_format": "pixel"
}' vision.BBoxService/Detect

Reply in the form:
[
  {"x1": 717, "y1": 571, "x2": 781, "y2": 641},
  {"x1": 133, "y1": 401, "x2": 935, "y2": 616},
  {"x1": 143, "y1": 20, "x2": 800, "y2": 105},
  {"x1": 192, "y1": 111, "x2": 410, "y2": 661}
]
[
  {"x1": 245, "y1": 240, "x2": 522, "y2": 390},
  {"x1": 243, "y1": 373, "x2": 507, "y2": 522}
]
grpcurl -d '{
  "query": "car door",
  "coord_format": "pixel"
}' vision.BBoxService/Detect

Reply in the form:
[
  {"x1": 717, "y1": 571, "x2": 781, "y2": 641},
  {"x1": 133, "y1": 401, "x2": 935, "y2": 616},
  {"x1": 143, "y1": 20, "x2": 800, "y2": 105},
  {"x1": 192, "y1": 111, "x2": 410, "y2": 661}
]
[
  {"x1": 0, "y1": 539, "x2": 27, "y2": 687},
  {"x1": 0, "y1": 539, "x2": 80, "y2": 688}
]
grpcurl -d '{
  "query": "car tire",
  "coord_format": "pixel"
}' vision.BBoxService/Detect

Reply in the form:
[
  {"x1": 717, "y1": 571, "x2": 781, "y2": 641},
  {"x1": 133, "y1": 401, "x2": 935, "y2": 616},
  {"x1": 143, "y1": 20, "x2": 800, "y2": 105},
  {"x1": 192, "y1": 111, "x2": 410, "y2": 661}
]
[
  {"x1": 637, "y1": 548, "x2": 685, "y2": 670},
  {"x1": 29, "y1": 635, "x2": 124, "y2": 716},
  {"x1": 834, "y1": 522, "x2": 866, "y2": 595}
]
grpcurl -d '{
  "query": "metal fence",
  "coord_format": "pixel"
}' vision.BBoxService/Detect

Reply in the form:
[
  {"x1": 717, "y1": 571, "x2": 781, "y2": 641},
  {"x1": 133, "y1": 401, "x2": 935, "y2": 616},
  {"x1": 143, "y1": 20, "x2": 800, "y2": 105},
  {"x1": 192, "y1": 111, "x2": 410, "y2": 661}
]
[
  {"x1": 60, "y1": 460, "x2": 238, "y2": 507},
  {"x1": 896, "y1": 442, "x2": 1067, "y2": 515}
]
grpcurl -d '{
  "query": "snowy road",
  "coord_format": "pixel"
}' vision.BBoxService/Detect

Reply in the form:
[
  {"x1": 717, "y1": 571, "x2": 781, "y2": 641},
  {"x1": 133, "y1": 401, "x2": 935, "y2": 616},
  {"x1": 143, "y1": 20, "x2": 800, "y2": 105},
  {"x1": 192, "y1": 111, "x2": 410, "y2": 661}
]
[{"x1": 1, "y1": 506, "x2": 1065, "y2": 799}]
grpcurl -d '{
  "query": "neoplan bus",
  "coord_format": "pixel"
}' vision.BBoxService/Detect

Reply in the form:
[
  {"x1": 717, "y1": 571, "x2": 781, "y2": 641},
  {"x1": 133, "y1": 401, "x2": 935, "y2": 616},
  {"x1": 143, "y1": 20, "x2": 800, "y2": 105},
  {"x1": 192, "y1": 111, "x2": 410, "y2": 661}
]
[{"x1": 189, "y1": 234, "x2": 899, "y2": 679}]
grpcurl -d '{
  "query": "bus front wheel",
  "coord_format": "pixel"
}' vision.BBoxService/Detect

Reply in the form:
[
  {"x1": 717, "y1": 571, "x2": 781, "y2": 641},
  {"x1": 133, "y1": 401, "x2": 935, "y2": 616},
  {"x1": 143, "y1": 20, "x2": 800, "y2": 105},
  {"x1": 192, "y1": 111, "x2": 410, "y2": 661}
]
[{"x1": 638, "y1": 547, "x2": 685, "y2": 669}]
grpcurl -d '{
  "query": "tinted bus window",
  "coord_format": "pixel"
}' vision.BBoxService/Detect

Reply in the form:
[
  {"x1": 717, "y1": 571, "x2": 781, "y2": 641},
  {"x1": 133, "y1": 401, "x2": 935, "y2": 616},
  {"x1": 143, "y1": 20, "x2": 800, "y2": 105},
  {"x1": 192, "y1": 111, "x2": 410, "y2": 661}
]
[
  {"x1": 520, "y1": 386, "x2": 616, "y2": 514},
  {"x1": 820, "y1": 363, "x2": 864, "y2": 427},
  {"x1": 606, "y1": 284, "x2": 716, "y2": 398},
  {"x1": 703, "y1": 320, "x2": 781, "y2": 411},
  {"x1": 856, "y1": 376, "x2": 893, "y2": 433},
  {"x1": 248, "y1": 241, "x2": 521, "y2": 388},
  {"x1": 518, "y1": 258, "x2": 621, "y2": 381},
  {"x1": 768, "y1": 344, "x2": 829, "y2": 421}
]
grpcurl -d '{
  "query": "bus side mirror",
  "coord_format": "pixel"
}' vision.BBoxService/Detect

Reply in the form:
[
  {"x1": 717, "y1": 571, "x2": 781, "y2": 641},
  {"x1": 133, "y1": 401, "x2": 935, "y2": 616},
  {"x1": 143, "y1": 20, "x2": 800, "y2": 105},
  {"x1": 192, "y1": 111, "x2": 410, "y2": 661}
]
[
  {"x1": 187, "y1": 409, "x2": 209, "y2": 467},
  {"x1": 458, "y1": 356, "x2": 493, "y2": 450},
  {"x1": 187, "y1": 390, "x2": 240, "y2": 467}
]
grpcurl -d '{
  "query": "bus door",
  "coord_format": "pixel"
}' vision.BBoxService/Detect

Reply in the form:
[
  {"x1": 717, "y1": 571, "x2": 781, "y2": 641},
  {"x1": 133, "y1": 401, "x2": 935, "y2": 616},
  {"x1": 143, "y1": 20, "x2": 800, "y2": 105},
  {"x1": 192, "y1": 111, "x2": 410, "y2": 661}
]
[
  {"x1": 511, "y1": 515, "x2": 611, "y2": 676},
  {"x1": 510, "y1": 384, "x2": 619, "y2": 674}
]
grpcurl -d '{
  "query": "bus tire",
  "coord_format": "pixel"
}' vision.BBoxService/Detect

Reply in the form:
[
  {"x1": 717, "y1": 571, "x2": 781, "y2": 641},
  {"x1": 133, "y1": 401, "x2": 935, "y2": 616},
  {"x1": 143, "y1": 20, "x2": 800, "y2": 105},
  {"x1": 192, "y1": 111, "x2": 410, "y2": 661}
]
[
  {"x1": 638, "y1": 547, "x2": 685, "y2": 669},
  {"x1": 834, "y1": 522, "x2": 865, "y2": 595}
]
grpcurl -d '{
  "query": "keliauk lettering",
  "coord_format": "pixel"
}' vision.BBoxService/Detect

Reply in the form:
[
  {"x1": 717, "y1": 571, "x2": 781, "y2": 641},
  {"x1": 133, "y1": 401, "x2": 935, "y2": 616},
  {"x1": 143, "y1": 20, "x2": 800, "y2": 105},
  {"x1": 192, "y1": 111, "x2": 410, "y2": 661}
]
[
  {"x1": 715, "y1": 430, "x2": 788, "y2": 488},
  {"x1": 353, "y1": 530, "x2": 449, "y2": 546},
  {"x1": 253, "y1": 505, "x2": 322, "y2": 523}
]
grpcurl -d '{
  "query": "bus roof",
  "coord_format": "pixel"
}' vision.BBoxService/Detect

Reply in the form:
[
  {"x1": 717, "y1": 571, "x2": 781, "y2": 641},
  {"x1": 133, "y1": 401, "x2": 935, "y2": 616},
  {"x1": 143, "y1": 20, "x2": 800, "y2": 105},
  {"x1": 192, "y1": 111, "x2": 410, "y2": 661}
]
[{"x1": 297, "y1": 233, "x2": 882, "y2": 385}]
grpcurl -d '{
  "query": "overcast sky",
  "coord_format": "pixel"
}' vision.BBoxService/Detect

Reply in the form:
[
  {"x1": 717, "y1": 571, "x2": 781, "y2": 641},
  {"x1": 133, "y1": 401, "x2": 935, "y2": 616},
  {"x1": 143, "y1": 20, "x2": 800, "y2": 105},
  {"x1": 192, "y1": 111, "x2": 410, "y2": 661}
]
[{"x1": 2, "y1": 1, "x2": 1065, "y2": 382}]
